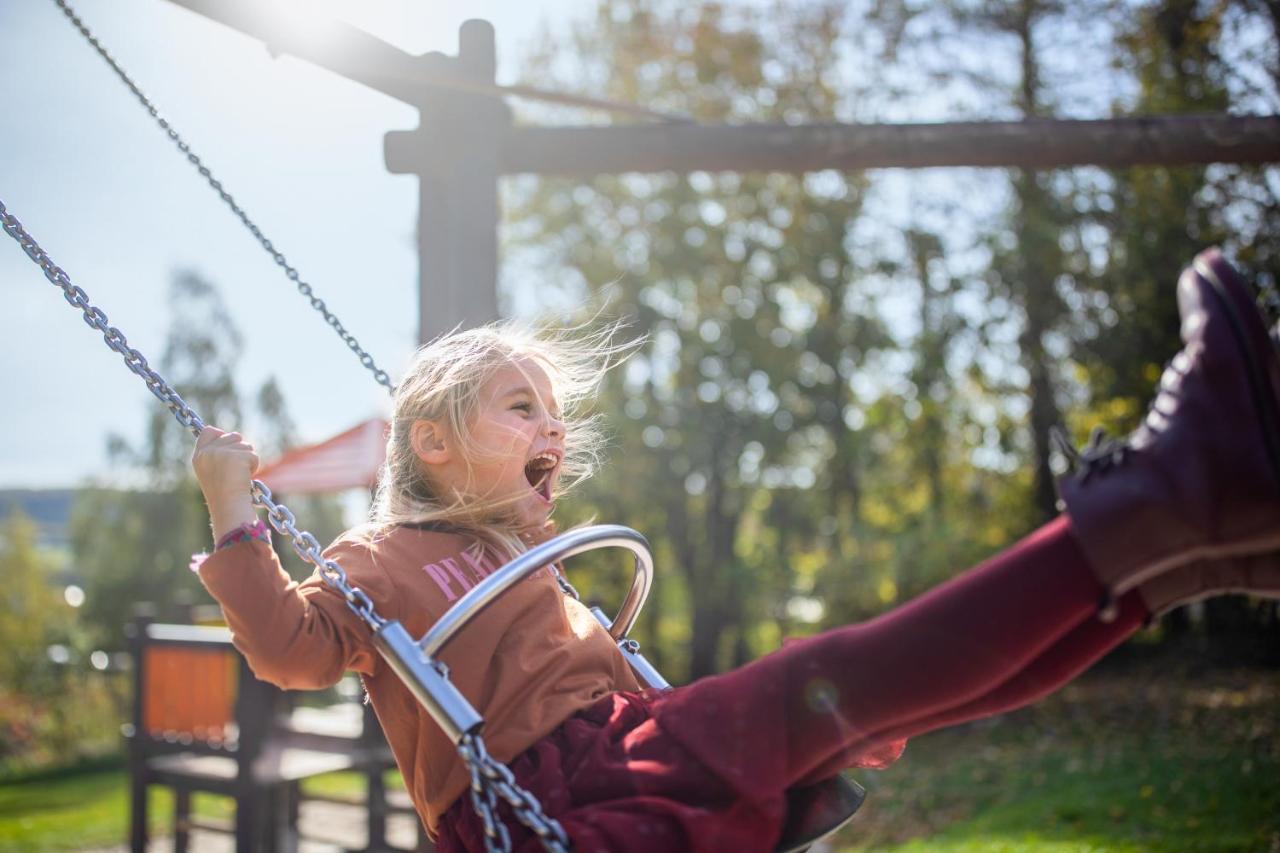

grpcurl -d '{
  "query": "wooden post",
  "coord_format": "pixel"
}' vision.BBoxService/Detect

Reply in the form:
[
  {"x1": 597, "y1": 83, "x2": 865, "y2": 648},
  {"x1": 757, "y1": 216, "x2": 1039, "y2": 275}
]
[
  {"x1": 173, "y1": 788, "x2": 192, "y2": 853},
  {"x1": 387, "y1": 21, "x2": 510, "y2": 345},
  {"x1": 126, "y1": 611, "x2": 154, "y2": 853}
]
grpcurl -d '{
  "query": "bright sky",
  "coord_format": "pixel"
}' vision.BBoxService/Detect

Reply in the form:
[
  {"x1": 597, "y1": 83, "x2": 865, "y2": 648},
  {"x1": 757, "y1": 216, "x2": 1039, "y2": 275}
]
[{"x1": 1, "y1": 0, "x2": 589, "y2": 488}]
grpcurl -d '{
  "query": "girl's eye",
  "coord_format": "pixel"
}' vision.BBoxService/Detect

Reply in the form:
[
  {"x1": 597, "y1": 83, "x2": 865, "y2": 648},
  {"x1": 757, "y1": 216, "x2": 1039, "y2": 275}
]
[{"x1": 512, "y1": 402, "x2": 533, "y2": 413}]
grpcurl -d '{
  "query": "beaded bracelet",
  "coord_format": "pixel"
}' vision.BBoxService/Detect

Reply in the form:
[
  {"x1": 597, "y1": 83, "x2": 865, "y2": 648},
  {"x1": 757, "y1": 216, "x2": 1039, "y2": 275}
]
[
  {"x1": 215, "y1": 519, "x2": 271, "y2": 551},
  {"x1": 190, "y1": 520, "x2": 271, "y2": 573}
]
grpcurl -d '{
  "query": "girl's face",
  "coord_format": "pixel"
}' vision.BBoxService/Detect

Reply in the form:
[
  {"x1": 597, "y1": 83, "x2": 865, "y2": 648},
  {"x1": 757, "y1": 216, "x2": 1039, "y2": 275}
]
[{"x1": 422, "y1": 357, "x2": 566, "y2": 529}]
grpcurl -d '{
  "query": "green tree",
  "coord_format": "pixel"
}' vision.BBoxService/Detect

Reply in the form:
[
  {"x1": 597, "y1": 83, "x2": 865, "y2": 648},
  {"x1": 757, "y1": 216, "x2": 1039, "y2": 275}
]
[
  {"x1": 1072, "y1": 0, "x2": 1231, "y2": 431},
  {"x1": 0, "y1": 511, "x2": 67, "y2": 690},
  {"x1": 515, "y1": 1, "x2": 892, "y2": 678},
  {"x1": 513, "y1": 0, "x2": 1279, "y2": 678},
  {"x1": 956, "y1": 0, "x2": 1081, "y2": 522},
  {"x1": 0, "y1": 510, "x2": 117, "y2": 770},
  {"x1": 513, "y1": 0, "x2": 1036, "y2": 677}
]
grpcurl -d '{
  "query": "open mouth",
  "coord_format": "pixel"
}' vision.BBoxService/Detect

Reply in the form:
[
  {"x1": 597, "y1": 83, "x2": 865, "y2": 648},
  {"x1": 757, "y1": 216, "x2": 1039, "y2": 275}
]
[{"x1": 523, "y1": 452, "x2": 559, "y2": 502}]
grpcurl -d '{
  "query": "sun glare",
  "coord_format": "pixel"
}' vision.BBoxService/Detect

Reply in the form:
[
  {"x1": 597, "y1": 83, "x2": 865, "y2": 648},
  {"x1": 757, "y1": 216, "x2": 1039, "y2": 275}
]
[
  {"x1": 241, "y1": 0, "x2": 453, "y2": 63},
  {"x1": 257, "y1": 0, "x2": 349, "y2": 54}
]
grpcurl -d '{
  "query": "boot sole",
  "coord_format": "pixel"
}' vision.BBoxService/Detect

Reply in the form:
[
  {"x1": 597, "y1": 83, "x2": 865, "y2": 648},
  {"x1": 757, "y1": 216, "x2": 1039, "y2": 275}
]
[{"x1": 1192, "y1": 249, "x2": 1280, "y2": 494}]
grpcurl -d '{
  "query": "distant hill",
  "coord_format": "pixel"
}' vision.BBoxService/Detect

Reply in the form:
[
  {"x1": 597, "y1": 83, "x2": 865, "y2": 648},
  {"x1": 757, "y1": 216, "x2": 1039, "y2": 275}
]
[{"x1": 0, "y1": 488, "x2": 76, "y2": 548}]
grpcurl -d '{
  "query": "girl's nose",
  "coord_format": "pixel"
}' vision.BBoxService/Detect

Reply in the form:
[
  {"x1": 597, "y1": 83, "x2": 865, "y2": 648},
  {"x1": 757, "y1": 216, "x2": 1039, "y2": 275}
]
[{"x1": 544, "y1": 411, "x2": 565, "y2": 438}]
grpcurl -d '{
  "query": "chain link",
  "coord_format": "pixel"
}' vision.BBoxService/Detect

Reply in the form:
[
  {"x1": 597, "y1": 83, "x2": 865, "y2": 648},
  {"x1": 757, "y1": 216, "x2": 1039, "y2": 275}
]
[
  {"x1": 551, "y1": 567, "x2": 581, "y2": 600},
  {"x1": 459, "y1": 734, "x2": 571, "y2": 853},
  {"x1": 53, "y1": 0, "x2": 395, "y2": 394},
  {"x1": 252, "y1": 479, "x2": 384, "y2": 628},
  {"x1": 463, "y1": 741, "x2": 510, "y2": 853}
]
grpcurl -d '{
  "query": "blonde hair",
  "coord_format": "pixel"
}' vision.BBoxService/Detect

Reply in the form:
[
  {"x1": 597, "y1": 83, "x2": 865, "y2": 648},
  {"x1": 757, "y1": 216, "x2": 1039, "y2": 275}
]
[{"x1": 365, "y1": 319, "x2": 636, "y2": 558}]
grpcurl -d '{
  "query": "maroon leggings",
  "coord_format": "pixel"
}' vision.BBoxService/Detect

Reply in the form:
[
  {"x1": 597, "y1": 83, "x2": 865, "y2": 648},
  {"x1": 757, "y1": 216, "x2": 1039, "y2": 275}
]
[
  {"x1": 439, "y1": 516, "x2": 1148, "y2": 850},
  {"x1": 654, "y1": 516, "x2": 1145, "y2": 788}
]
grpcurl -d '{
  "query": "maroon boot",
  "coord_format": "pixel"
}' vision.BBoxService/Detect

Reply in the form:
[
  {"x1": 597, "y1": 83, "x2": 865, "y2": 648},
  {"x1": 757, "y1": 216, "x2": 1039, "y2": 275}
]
[{"x1": 1056, "y1": 248, "x2": 1280, "y2": 619}]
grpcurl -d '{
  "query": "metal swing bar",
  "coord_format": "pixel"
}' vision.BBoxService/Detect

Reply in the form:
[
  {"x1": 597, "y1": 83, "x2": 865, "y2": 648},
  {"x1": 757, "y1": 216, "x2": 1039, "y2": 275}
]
[
  {"x1": 419, "y1": 525, "x2": 670, "y2": 691},
  {"x1": 371, "y1": 525, "x2": 668, "y2": 851}
]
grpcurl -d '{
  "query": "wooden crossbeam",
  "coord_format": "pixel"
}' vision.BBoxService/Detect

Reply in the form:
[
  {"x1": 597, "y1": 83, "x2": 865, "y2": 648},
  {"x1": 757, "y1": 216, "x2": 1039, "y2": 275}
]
[
  {"x1": 160, "y1": 0, "x2": 688, "y2": 121},
  {"x1": 160, "y1": 0, "x2": 431, "y2": 106},
  {"x1": 475, "y1": 115, "x2": 1280, "y2": 175},
  {"x1": 160, "y1": 2, "x2": 1277, "y2": 176}
]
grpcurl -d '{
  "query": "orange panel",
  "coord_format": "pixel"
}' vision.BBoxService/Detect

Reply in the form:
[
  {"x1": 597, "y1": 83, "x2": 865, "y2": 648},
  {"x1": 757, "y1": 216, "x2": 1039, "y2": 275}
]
[{"x1": 143, "y1": 646, "x2": 237, "y2": 740}]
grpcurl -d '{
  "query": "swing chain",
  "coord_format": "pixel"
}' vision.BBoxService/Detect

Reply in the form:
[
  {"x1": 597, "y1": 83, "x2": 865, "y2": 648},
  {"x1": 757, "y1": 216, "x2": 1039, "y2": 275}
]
[
  {"x1": 458, "y1": 734, "x2": 571, "y2": 853},
  {"x1": 251, "y1": 480, "x2": 384, "y2": 629},
  {"x1": 0, "y1": 202, "x2": 206, "y2": 433},
  {"x1": 53, "y1": 0, "x2": 395, "y2": 394},
  {"x1": 551, "y1": 567, "x2": 581, "y2": 601},
  {"x1": 463, "y1": 743, "x2": 510, "y2": 853}
]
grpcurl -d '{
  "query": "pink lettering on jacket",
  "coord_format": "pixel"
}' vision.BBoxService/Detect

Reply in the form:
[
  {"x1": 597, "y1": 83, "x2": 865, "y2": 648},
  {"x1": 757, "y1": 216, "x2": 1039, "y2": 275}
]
[
  {"x1": 423, "y1": 562, "x2": 459, "y2": 601},
  {"x1": 461, "y1": 549, "x2": 494, "y2": 580},
  {"x1": 440, "y1": 557, "x2": 473, "y2": 592},
  {"x1": 423, "y1": 548, "x2": 501, "y2": 601}
]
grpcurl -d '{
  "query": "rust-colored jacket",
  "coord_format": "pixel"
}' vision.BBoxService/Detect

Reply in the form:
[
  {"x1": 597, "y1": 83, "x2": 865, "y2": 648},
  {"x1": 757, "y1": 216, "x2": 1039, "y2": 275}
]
[{"x1": 196, "y1": 524, "x2": 641, "y2": 834}]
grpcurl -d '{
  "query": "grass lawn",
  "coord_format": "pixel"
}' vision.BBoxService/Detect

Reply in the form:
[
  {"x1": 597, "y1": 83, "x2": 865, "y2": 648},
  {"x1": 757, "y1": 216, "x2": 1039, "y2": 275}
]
[
  {"x1": 0, "y1": 763, "x2": 380, "y2": 852},
  {"x1": 0, "y1": 665, "x2": 1275, "y2": 851},
  {"x1": 835, "y1": 667, "x2": 1280, "y2": 852},
  {"x1": 0, "y1": 760, "x2": 178, "y2": 852}
]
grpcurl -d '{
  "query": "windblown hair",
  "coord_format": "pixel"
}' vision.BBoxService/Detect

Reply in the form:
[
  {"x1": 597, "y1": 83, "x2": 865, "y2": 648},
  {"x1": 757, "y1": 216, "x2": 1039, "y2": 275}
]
[{"x1": 365, "y1": 319, "x2": 635, "y2": 558}]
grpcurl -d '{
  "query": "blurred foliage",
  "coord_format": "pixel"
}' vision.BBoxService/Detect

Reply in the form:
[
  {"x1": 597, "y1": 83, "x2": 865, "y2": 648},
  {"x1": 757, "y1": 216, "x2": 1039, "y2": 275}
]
[
  {"x1": 509, "y1": 0, "x2": 1280, "y2": 680},
  {"x1": 0, "y1": 512, "x2": 122, "y2": 774},
  {"x1": 0, "y1": 513, "x2": 66, "y2": 689}
]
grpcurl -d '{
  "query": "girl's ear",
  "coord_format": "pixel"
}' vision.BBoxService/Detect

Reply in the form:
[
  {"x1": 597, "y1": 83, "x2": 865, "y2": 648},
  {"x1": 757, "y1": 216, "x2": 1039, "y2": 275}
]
[{"x1": 410, "y1": 419, "x2": 451, "y2": 465}]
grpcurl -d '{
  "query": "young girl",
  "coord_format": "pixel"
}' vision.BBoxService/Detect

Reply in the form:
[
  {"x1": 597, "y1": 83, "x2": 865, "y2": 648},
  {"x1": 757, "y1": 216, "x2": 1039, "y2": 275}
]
[{"x1": 192, "y1": 249, "x2": 1280, "y2": 852}]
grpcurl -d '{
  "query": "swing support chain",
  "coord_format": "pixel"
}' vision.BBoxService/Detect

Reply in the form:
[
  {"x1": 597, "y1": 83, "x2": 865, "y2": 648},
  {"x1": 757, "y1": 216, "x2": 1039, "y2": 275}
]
[
  {"x1": 0, "y1": 197, "x2": 570, "y2": 853},
  {"x1": 251, "y1": 479, "x2": 384, "y2": 630},
  {"x1": 460, "y1": 734, "x2": 572, "y2": 853},
  {"x1": 53, "y1": 0, "x2": 395, "y2": 394},
  {"x1": 0, "y1": 202, "x2": 206, "y2": 434}
]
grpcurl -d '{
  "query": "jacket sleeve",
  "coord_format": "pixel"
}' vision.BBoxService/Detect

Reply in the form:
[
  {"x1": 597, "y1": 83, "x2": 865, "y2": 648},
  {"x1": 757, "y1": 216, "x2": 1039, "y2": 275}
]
[{"x1": 195, "y1": 536, "x2": 401, "y2": 690}]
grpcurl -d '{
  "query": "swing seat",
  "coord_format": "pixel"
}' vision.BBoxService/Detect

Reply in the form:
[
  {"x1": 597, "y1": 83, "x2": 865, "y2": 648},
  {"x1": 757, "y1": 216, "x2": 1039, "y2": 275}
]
[
  {"x1": 776, "y1": 774, "x2": 867, "y2": 853},
  {"x1": 406, "y1": 526, "x2": 872, "y2": 852}
]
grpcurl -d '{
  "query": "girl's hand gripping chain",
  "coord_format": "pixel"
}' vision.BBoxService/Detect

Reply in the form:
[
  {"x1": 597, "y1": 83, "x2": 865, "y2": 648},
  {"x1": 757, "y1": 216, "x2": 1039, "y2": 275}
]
[{"x1": 192, "y1": 427, "x2": 261, "y2": 541}]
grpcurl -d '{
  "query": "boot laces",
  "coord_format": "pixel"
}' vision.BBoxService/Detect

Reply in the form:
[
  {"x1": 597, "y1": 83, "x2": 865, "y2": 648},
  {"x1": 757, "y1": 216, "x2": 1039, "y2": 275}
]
[
  {"x1": 1051, "y1": 354, "x2": 1191, "y2": 483},
  {"x1": 1050, "y1": 425, "x2": 1130, "y2": 482}
]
